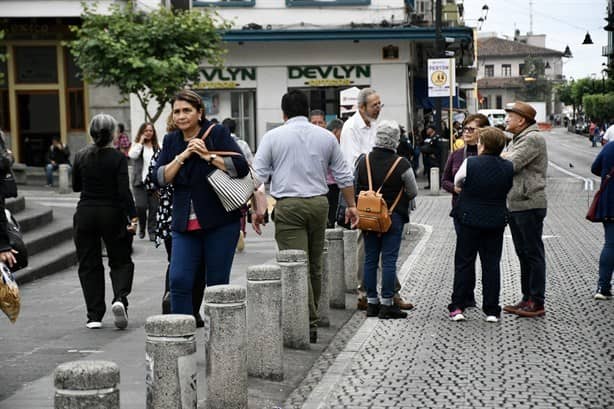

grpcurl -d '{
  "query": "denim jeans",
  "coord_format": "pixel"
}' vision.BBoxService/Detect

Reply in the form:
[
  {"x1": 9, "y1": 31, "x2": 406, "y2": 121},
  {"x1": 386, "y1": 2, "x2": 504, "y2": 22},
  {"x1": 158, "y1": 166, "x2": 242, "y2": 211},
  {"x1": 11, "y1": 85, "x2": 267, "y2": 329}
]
[
  {"x1": 363, "y1": 212, "x2": 404, "y2": 303},
  {"x1": 46, "y1": 163, "x2": 71, "y2": 186},
  {"x1": 598, "y1": 222, "x2": 614, "y2": 292},
  {"x1": 169, "y1": 220, "x2": 240, "y2": 314},
  {"x1": 509, "y1": 208, "x2": 547, "y2": 305}
]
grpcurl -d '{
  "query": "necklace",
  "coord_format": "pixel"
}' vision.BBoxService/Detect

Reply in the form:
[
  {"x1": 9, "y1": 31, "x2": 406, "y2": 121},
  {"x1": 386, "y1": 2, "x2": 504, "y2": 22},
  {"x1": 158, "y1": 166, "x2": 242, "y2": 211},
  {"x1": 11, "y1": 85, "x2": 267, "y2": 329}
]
[{"x1": 183, "y1": 127, "x2": 200, "y2": 141}]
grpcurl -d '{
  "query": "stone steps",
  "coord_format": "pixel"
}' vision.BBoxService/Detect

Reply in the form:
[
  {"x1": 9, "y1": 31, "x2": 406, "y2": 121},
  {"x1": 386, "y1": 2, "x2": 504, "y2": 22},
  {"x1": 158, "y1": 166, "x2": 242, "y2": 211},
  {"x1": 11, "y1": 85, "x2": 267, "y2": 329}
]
[{"x1": 5, "y1": 196, "x2": 77, "y2": 285}]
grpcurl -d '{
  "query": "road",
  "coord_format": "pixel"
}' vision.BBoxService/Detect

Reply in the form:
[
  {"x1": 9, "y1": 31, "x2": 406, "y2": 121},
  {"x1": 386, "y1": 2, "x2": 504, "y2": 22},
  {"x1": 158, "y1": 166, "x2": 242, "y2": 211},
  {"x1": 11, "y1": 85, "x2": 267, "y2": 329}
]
[{"x1": 544, "y1": 127, "x2": 601, "y2": 189}]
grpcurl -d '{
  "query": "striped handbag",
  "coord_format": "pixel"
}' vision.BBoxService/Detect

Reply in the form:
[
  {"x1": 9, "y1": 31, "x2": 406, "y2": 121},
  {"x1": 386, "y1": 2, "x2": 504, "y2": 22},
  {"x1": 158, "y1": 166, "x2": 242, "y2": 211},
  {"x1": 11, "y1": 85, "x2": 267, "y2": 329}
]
[
  {"x1": 201, "y1": 124, "x2": 259, "y2": 212},
  {"x1": 207, "y1": 166, "x2": 258, "y2": 211}
]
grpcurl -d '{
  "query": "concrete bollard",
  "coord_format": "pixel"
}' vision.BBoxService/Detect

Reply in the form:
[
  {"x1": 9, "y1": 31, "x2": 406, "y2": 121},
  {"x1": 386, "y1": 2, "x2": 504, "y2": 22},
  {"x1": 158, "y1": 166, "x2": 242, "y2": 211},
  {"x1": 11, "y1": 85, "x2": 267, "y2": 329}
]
[
  {"x1": 145, "y1": 314, "x2": 197, "y2": 409},
  {"x1": 204, "y1": 285, "x2": 247, "y2": 409},
  {"x1": 326, "y1": 228, "x2": 346, "y2": 309},
  {"x1": 343, "y1": 229, "x2": 359, "y2": 293},
  {"x1": 54, "y1": 360, "x2": 119, "y2": 409},
  {"x1": 58, "y1": 164, "x2": 71, "y2": 194},
  {"x1": 276, "y1": 250, "x2": 310, "y2": 350},
  {"x1": 319, "y1": 242, "x2": 331, "y2": 327},
  {"x1": 247, "y1": 264, "x2": 283, "y2": 380},
  {"x1": 430, "y1": 167, "x2": 440, "y2": 194}
]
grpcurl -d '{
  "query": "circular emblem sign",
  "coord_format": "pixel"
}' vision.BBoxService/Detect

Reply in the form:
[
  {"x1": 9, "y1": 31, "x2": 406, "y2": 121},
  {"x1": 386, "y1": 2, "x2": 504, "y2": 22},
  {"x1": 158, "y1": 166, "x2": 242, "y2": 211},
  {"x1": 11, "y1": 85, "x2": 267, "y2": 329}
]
[{"x1": 431, "y1": 71, "x2": 447, "y2": 87}]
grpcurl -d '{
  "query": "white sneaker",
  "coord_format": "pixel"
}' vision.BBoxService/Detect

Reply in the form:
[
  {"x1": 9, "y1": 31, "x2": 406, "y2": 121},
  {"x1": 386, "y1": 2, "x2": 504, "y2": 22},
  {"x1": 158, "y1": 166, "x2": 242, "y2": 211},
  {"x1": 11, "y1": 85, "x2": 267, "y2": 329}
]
[
  {"x1": 485, "y1": 315, "x2": 499, "y2": 323},
  {"x1": 594, "y1": 292, "x2": 612, "y2": 300},
  {"x1": 449, "y1": 309, "x2": 466, "y2": 321},
  {"x1": 111, "y1": 301, "x2": 128, "y2": 330},
  {"x1": 86, "y1": 321, "x2": 102, "y2": 329}
]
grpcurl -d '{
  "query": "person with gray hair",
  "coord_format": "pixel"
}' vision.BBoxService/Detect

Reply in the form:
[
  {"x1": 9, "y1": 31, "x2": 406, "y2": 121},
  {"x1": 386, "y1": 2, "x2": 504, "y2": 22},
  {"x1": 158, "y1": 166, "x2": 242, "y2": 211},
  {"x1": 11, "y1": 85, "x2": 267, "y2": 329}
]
[
  {"x1": 72, "y1": 113, "x2": 138, "y2": 330},
  {"x1": 354, "y1": 120, "x2": 418, "y2": 319}
]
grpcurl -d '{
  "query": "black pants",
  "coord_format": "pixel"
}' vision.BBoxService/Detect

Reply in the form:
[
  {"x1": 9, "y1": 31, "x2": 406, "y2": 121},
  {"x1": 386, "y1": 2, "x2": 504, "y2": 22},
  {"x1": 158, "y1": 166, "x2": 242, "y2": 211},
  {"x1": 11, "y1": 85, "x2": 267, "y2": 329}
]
[
  {"x1": 326, "y1": 183, "x2": 340, "y2": 228},
  {"x1": 134, "y1": 186, "x2": 159, "y2": 239},
  {"x1": 453, "y1": 218, "x2": 476, "y2": 307},
  {"x1": 449, "y1": 223, "x2": 504, "y2": 316},
  {"x1": 162, "y1": 238, "x2": 206, "y2": 317},
  {"x1": 74, "y1": 206, "x2": 134, "y2": 322},
  {"x1": 509, "y1": 209, "x2": 547, "y2": 305}
]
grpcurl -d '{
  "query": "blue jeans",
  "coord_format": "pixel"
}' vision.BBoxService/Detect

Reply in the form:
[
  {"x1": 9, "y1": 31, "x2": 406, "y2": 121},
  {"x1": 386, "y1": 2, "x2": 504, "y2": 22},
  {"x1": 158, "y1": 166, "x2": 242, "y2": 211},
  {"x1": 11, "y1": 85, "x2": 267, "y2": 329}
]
[
  {"x1": 363, "y1": 212, "x2": 404, "y2": 303},
  {"x1": 169, "y1": 220, "x2": 240, "y2": 314},
  {"x1": 598, "y1": 222, "x2": 614, "y2": 292},
  {"x1": 509, "y1": 208, "x2": 547, "y2": 305},
  {"x1": 45, "y1": 163, "x2": 71, "y2": 186}
]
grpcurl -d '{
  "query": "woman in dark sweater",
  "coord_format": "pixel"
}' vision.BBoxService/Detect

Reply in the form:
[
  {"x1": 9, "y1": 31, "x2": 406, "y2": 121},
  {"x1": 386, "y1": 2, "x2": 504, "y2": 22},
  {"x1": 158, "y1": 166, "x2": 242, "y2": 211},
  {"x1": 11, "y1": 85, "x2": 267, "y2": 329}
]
[
  {"x1": 154, "y1": 90, "x2": 249, "y2": 315},
  {"x1": 72, "y1": 114, "x2": 138, "y2": 330},
  {"x1": 441, "y1": 113, "x2": 489, "y2": 309},
  {"x1": 355, "y1": 120, "x2": 418, "y2": 319},
  {"x1": 591, "y1": 141, "x2": 614, "y2": 300},
  {"x1": 448, "y1": 127, "x2": 513, "y2": 322}
]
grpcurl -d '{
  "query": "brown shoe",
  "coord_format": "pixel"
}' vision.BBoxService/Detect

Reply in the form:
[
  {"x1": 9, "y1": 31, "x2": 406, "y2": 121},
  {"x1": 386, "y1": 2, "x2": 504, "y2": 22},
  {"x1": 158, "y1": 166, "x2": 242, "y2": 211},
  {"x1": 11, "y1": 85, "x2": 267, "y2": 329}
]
[
  {"x1": 503, "y1": 299, "x2": 528, "y2": 314},
  {"x1": 357, "y1": 296, "x2": 368, "y2": 311},
  {"x1": 394, "y1": 296, "x2": 414, "y2": 310},
  {"x1": 515, "y1": 301, "x2": 545, "y2": 318}
]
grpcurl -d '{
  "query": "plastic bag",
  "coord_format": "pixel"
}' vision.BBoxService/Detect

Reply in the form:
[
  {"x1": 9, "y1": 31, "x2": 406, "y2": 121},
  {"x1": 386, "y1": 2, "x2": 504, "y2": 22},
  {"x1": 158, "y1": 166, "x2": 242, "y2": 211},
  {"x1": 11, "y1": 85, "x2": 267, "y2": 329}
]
[{"x1": 0, "y1": 262, "x2": 20, "y2": 323}]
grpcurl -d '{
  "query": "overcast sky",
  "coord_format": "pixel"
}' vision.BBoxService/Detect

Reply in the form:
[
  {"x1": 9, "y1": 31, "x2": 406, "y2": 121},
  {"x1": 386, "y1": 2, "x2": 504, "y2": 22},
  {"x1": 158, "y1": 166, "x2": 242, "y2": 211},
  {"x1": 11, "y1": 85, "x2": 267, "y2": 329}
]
[{"x1": 463, "y1": 0, "x2": 608, "y2": 81}]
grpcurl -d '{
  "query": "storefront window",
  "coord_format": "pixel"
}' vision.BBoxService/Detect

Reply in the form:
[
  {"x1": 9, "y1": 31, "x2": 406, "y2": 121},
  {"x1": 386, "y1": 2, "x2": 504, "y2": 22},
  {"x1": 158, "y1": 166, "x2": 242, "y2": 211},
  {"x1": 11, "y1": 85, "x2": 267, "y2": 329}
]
[
  {"x1": 286, "y1": 0, "x2": 370, "y2": 6},
  {"x1": 290, "y1": 87, "x2": 346, "y2": 122},
  {"x1": 231, "y1": 91, "x2": 255, "y2": 151},
  {"x1": 0, "y1": 48, "x2": 9, "y2": 131},
  {"x1": 15, "y1": 46, "x2": 58, "y2": 84},
  {"x1": 64, "y1": 48, "x2": 85, "y2": 130},
  {"x1": 197, "y1": 89, "x2": 256, "y2": 152},
  {"x1": 193, "y1": 0, "x2": 255, "y2": 7}
]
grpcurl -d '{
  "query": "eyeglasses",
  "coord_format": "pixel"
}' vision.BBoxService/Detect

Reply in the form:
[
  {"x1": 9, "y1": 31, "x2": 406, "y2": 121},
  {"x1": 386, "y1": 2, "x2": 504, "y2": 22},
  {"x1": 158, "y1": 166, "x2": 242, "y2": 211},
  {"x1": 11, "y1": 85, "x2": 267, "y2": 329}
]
[{"x1": 463, "y1": 127, "x2": 476, "y2": 134}]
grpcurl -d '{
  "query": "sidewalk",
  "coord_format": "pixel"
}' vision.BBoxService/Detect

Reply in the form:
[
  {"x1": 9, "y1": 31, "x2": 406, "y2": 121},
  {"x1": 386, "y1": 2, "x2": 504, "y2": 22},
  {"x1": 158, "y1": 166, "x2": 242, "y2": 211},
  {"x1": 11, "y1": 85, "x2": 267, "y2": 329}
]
[
  {"x1": 0, "y1": 191, "x2": 394, "y2": 409},
  {"x1": 291, "y1": 178, "x2": 614, "y2": 409}
]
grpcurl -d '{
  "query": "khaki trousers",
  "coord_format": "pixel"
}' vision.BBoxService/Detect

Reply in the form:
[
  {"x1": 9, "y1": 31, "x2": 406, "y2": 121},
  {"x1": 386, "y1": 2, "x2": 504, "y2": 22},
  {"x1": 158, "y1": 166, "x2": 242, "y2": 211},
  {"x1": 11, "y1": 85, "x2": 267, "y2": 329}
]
[{"x1": 274, "y1": 196, "x2": 328, "y2": 328}]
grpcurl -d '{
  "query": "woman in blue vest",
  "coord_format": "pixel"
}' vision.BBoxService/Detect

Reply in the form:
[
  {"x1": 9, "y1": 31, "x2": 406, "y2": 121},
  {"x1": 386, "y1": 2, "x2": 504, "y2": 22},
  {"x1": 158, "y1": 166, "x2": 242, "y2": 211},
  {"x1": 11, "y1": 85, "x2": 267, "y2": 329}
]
[
  {"x1": 591, "y1": 140, "x2": 614, "y2": 300},
  {"x1": 154, "y1": 90, "x2": 249, "y2": 315},
  {"x1": 448, "y1": 127, "x2": 513, "y2": 322}
]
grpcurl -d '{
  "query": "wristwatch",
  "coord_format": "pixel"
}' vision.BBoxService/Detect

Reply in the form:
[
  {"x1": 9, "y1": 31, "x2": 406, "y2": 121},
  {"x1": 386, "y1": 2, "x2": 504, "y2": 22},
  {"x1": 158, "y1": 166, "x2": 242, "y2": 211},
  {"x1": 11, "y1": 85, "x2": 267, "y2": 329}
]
[{"x1": 208, "y1": 153, "x2": 217, "y2": 163}]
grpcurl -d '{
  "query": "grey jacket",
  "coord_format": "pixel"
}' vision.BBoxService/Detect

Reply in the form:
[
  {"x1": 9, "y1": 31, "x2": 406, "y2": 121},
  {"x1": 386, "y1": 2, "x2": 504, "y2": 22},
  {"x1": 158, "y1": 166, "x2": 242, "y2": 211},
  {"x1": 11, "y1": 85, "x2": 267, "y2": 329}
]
[{"x1": 506, "y1": 124, "x2": 548, "y2": 211}]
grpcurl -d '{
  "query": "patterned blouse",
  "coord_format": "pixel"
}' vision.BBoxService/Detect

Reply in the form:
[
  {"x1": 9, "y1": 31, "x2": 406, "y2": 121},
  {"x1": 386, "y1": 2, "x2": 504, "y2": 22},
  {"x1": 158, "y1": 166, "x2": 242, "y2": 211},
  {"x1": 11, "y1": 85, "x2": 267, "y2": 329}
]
[{"x1": 145, "y1": 149, "x2": 172, "y2": 246}]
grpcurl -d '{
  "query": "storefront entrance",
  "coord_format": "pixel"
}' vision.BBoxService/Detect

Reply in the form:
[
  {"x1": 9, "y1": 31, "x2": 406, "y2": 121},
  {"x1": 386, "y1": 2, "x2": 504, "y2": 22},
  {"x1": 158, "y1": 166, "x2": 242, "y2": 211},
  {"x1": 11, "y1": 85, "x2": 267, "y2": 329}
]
[
  {"x1": 17, "y1": 92, "x2": 60, "y2": 166},
  {"x1": 291, "y1": 87, "x2": 342, "y2": 123}
]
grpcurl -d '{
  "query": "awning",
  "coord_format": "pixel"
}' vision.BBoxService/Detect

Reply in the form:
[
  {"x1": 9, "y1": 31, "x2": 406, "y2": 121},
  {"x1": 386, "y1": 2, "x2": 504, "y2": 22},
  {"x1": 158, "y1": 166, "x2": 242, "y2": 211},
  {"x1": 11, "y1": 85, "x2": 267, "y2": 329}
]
[{"x1": 222, "y1": 26, "x2": 474, "y2": 42}]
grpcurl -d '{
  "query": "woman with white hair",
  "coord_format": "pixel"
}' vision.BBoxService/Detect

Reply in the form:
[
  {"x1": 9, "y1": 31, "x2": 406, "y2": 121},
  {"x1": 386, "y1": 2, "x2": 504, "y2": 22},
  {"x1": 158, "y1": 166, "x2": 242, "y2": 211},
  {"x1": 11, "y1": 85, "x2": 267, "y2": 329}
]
[
  {"x1": 354, "y1": 120, "x2": 418, "y2": 319},
  {"x1": 72, "y1": 113, "x2": 138, "y2": 330}
]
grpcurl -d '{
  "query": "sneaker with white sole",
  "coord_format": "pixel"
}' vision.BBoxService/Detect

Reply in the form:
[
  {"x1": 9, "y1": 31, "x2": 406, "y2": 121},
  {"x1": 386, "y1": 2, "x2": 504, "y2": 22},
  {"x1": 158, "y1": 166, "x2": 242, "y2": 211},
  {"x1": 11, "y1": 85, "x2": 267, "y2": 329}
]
[
  {"x1": 86, "y1": 321, "x2": 102, "y2": 329},
  {"x1": 485, "y1": 315, "x2": 499, "y2": 323},
  {"x1": 111, "y1": 301, "x2": 128, "y2": 329},
  {"x1": 449, "y1": 308, "x2": 465, "y2": 321},
  {"x1": 594, "y1": 288, "x2": 612, "y2": 300}
]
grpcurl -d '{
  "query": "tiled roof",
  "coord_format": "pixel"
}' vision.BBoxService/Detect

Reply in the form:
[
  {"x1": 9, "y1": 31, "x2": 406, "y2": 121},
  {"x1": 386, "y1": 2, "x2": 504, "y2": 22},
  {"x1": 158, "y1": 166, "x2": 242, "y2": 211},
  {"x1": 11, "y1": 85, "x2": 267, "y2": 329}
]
[
  {"x1": 478, "y1": 36, "x2": 563, "y2": 58},
  {"x1": 477, "y1": 77, "x2": 526, "y2": 89}
]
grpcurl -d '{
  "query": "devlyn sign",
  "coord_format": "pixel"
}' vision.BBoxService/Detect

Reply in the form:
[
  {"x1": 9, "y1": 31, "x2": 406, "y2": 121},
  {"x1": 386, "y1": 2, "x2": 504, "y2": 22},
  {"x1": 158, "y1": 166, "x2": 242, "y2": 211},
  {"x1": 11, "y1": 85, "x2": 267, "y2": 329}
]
[
  {"x1": 287, "y1": 65, "x2": 371, "y2": 87},
  {"x1": 196, "y1": 67, "x2": 257, "y2": 89}
]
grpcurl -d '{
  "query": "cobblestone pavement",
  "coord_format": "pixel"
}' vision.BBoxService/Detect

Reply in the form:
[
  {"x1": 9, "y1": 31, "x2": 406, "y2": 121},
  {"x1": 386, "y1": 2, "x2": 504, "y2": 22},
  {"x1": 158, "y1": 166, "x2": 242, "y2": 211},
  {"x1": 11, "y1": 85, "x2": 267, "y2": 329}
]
[{"x1": 299, "y1": 176, "x2": 614, "y2": 409}]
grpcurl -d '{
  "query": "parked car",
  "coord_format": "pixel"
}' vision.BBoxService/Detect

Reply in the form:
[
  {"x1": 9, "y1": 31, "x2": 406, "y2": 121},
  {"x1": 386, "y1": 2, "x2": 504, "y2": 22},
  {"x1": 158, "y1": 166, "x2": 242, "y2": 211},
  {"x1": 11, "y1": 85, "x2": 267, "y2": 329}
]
[
  {"x1": 477, "y1": 109, "x2": 507, "y2": 127},
  {"x1": 575, "y1": 122, "x2": 589, "y2": 135}
]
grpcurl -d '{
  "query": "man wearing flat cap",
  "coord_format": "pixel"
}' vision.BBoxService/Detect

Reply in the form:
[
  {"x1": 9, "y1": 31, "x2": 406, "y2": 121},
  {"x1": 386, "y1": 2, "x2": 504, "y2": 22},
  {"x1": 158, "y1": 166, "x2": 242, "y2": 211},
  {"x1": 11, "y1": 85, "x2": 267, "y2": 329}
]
[{"x1": 501, "y1": 101, "x2": 548, "y2": 318}]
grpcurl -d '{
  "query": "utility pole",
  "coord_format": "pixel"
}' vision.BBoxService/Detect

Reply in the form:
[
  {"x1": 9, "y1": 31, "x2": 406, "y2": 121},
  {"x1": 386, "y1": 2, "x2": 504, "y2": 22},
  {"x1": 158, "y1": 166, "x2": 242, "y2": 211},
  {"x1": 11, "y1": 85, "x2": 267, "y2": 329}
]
[{"x1": 434, "y1": 0, "x2": 443, "y2": 135}]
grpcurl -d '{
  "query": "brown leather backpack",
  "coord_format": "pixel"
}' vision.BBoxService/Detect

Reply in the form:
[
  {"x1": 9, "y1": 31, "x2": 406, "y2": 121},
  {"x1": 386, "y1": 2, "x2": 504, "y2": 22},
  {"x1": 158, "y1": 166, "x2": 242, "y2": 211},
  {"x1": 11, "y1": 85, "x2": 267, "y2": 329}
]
[{"x1": 356, "y1": 154, "x2": 404, "y2": 233}]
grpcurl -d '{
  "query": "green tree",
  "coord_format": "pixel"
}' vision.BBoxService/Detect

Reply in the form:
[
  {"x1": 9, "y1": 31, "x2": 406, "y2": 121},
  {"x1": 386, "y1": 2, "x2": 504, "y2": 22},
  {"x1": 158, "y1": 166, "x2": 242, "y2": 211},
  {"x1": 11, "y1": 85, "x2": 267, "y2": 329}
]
[
  {"x1": 0, "y1": 31, "x2": 6, "y2": 84},
  {"x1": 67, "y1": 1, "x2": 230, "y2": 123}
]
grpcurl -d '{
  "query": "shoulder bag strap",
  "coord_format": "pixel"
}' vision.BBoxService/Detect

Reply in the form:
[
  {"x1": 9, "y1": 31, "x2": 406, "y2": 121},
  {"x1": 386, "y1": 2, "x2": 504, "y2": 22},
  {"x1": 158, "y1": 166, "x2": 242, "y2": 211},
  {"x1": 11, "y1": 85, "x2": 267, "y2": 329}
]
[
  {"x1": 201, "y1": 124, "x2": 244, "y2": 157},
  {"x1": 598, "y1": 166, "x2": 614, "y2": 192},
  {"x1": 376, "y1": 156, "x2": 403, "y2": 194},
  {"x1": 365, "y1": 153, "x2": 374, "y2": 191}
]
